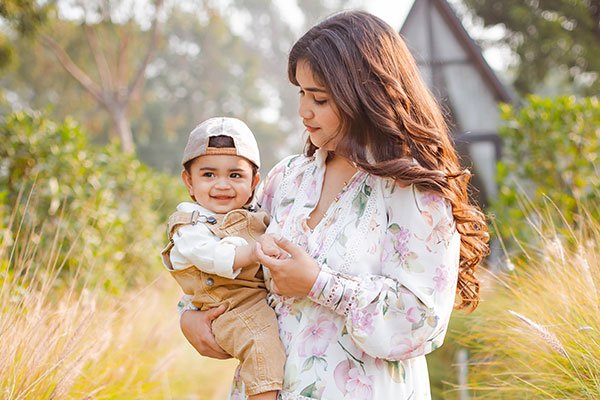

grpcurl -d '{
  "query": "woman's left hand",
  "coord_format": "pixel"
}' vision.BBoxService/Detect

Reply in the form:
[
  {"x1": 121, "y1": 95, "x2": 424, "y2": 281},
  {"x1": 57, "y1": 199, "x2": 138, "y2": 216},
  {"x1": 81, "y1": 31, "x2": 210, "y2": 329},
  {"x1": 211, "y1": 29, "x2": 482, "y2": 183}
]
[{"x1": 256, "y1": 237, "x2": 320, "y2": 297}]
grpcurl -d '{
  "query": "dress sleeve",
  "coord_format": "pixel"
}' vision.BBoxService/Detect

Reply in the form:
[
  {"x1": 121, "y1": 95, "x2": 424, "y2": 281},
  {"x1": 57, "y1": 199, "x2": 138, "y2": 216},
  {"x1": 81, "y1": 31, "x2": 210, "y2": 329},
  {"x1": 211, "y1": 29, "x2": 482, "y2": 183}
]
[
  {"x1": 169, "y1": 223, "x2": 247, "y2": 279},
  {"x1": 308, "y1": 185, "x2": 461, "y2": 360}
]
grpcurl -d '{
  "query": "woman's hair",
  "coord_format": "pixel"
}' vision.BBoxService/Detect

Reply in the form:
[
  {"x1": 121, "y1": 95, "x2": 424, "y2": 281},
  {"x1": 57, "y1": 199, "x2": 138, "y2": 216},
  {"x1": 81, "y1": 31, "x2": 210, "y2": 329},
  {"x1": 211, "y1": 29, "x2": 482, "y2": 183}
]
[{"x1": 288, "y1": 10, "x2": 489, "y2": 311}]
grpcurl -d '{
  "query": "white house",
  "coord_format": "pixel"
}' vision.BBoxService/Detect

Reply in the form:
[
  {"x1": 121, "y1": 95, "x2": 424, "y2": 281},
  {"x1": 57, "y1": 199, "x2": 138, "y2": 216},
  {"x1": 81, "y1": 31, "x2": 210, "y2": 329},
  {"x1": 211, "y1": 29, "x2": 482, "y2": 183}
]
[{"x1": 401, "y1": 0, "x2": 513, "y2": 208}]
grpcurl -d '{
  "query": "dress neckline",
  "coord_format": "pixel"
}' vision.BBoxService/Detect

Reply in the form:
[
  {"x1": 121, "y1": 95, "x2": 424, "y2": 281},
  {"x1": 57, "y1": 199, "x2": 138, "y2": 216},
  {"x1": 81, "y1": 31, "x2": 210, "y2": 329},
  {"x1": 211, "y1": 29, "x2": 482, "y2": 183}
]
[{"x1": 304, "y1": 168, "x2": 365, "y2": 233}]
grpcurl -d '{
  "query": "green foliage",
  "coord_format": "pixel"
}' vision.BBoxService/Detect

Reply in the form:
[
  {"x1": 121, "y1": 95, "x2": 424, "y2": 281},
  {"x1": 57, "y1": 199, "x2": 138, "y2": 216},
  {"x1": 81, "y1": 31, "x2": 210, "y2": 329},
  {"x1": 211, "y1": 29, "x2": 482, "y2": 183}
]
[
  {"x1": 0, "y1": 0, "x2": 49, "y2": 71},
  {"x1": 492, "y1": 95, "x2": 600, "y2": 245},
  {"x1": 463, "y1": 0, "x2": 600, "y2": 95},
  {"x1": 0, "y1": 110, "x2": 185, "y2": 291}
]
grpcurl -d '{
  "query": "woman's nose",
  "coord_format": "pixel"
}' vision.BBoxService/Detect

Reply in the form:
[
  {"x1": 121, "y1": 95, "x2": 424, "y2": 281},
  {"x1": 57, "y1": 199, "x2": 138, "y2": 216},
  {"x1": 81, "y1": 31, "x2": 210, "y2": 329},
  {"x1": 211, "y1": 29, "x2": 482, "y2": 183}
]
[{"x1": 298, "y1": 98, "x2": 314, "y2": 120}]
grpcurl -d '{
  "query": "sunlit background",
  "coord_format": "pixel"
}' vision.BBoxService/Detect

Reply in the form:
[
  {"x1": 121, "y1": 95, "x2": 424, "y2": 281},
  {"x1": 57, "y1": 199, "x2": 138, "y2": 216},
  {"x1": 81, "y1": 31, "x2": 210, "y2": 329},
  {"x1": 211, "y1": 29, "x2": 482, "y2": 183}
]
[{"x1": 1, "y1": 0, "x2": 598, "y2": 399}]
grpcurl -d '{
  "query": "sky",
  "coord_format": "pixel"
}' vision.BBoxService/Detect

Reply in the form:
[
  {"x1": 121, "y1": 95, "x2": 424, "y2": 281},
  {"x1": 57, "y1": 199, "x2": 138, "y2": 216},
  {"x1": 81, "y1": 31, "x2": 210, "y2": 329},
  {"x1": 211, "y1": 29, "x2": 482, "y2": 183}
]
[
  {"x1": 363, "y1": 0, "x2": 414, "y2": 31},
  {"x1": 363, "y1": 0, "x2": 510, "y2": 72},
  {"x1": 276, "y1": 0, "x2": 509, "y2": 73}
]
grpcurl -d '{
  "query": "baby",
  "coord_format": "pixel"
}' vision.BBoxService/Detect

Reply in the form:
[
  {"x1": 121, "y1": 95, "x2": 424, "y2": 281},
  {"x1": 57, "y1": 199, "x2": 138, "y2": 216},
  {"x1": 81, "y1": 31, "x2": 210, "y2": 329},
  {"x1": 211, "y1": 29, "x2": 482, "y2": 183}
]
[{"x1": 161, "y1": 117, "x2": 285, "y2": 400}]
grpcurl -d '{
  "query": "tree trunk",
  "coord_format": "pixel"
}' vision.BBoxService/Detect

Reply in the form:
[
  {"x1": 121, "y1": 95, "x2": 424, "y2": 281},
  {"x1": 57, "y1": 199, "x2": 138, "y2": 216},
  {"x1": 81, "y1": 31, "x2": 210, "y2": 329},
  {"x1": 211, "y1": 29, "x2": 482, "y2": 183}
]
[
  {"x1": 40, "y1": 0, "x2": 164, "y2": 155},
  {"x1": 112, "y1": 107, "x2": 134, "y2": 154}
]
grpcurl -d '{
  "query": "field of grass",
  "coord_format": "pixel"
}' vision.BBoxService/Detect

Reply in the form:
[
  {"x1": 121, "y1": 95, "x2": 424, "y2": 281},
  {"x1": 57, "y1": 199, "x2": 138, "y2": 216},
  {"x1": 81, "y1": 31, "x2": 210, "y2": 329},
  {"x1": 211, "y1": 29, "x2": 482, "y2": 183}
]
[
  {"x1": 458, "y1": 211, "x2": 600, "y2": 399},
  {"x1": 0, "y1": 209, "x2": 237, "y2": 399}
]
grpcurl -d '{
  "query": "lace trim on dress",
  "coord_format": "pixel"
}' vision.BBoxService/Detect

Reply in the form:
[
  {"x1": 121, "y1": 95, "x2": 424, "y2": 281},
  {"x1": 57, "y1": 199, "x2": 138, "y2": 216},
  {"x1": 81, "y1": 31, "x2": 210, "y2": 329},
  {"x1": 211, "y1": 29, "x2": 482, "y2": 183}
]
[{"x1": 337, "y1": 175, "x2": 379, "y2": 274}]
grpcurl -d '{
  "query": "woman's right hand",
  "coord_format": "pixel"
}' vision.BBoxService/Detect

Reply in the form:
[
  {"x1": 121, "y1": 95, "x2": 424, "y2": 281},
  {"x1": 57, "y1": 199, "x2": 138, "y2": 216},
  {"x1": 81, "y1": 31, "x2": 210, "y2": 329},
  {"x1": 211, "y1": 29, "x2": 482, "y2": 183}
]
[{"x1": 180, "y1": 305, "x2": 231, "y2": 359}]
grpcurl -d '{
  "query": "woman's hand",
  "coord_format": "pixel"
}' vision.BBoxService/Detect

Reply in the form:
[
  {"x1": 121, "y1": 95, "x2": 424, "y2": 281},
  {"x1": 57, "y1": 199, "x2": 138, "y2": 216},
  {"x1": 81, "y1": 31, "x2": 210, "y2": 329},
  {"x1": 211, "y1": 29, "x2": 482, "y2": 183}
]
[
  {"x1": 256, "y1": 237, "x2": 320, "y2": 297},
  {"x1": 180, "y1": 305, "x2": 231, "y2": 359}
]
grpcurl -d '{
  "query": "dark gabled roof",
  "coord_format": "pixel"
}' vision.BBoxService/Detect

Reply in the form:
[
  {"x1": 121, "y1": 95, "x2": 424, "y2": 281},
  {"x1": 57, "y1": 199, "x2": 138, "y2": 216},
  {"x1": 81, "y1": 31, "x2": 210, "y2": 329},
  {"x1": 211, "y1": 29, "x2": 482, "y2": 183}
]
[{"x1": 401, "y1": 0, "x2": 512, "y2": 103}]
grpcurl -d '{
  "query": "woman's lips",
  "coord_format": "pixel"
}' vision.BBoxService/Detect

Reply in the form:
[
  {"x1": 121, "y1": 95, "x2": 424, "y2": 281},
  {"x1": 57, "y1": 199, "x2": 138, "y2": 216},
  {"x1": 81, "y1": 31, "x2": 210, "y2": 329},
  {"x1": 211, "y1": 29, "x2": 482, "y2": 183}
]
[{"x1": 305, "y1": 125, "x2": 319, "y2": 133}]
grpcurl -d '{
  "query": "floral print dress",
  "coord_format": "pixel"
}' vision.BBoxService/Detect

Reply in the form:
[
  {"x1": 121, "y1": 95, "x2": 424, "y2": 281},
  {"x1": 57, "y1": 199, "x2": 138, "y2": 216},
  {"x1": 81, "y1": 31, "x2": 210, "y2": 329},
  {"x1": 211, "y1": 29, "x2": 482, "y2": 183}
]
[{"x1": 230, "y1": 149, "x2": 461, "y2": 400}]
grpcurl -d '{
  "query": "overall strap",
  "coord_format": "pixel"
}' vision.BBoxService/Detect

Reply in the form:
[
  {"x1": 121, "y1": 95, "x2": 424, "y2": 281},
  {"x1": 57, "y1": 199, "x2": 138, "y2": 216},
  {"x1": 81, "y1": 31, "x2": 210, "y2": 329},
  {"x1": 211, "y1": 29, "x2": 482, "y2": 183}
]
[
  {"x1": 166, "y1": 210, "x2": 219, "y2": 240},
  {"x1": 209, "y1": 209, "x2": 270, "y2": 239},
  {"x1": 161, "y1": 210, "x2": 222, "y2": 267}
]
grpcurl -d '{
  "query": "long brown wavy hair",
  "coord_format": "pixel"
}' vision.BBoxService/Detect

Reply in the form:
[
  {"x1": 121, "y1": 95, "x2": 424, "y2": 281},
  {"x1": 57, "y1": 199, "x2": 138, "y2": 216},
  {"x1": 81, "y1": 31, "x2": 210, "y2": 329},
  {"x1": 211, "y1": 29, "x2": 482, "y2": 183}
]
[{"x1": 288, "y1": 10, "x2": 489, "y2": 311}]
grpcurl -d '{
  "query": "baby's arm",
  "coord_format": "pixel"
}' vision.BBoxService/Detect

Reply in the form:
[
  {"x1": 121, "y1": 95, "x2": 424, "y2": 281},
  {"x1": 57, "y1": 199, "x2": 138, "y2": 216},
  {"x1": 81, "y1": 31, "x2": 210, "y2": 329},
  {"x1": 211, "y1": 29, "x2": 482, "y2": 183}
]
[
  {"x1": 232, "y1": 244, "x2": 257, "y2": 270},
  {"x1": 232, "y1": 234, "x2": 285, "y2": 270},
  {"x1": 171, "y1": 223, "x2": 246, "y2": 279}
]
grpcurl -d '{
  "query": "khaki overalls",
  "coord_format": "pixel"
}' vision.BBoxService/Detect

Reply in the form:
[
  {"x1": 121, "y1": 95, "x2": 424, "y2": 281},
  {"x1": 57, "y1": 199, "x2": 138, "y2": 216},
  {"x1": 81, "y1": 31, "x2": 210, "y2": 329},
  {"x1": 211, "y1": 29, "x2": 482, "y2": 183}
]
[{"x1": 161, "y1": 208, "x2": 285, "y2": 396}]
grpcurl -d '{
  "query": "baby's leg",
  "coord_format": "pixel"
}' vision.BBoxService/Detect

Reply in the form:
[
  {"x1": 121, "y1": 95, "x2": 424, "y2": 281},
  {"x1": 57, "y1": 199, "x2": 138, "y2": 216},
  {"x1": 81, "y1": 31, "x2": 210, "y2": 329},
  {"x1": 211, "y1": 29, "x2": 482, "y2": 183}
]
[
  {"x1": 214, "y1": 300, "x2": 285, "y2": 399},
  {"x1": 248, "y1": 391, "x2": 277, "y2": 400}
]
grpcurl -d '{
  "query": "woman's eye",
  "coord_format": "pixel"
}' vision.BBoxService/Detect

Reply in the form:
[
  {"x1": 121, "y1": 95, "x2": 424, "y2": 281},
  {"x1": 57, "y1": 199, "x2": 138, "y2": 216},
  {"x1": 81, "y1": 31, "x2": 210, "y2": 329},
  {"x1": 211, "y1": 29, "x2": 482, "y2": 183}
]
[
  {"x1": 298, "y1": 89, "x2": 305, "y2": 97},
  {"x1": 314, "y1": 98, "x2": 327, "y2": 105}
]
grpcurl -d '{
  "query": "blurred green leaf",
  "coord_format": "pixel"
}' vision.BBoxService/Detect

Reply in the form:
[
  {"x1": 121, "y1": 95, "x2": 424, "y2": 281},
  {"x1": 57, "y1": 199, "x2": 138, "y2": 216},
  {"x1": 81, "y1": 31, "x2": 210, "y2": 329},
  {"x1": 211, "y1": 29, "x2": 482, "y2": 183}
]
[
  {"x1": 0, "y1": 110, "x2": 186, "y2": 291},
  {"x1": 492, "y1": 95, "x2": 600, "y2": 250}
]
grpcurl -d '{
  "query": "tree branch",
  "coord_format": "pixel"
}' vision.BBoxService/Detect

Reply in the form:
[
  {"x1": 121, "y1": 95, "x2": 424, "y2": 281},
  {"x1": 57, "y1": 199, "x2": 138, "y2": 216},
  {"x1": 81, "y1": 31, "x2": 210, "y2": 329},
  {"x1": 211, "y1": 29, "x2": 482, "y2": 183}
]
[
  {"x1": 83, "y1": 24, "x2": 114, "y2": 92},
  {"x1": 41, "y1": 34, "x2": 107, "y2": 108},
  {"x1": 126, "y1": 0, "x2": 164, "y2": 100},
  {"x1": 116, "y1": 24, "x2": 130, "y2": 94}
]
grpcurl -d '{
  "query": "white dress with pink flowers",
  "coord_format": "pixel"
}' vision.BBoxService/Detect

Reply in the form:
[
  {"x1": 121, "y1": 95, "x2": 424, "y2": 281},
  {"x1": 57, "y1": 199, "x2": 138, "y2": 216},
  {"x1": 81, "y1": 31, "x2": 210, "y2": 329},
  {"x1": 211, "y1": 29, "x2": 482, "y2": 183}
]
[{"x1": 229, "y1": 149, "x2": 461, "y2": 400}]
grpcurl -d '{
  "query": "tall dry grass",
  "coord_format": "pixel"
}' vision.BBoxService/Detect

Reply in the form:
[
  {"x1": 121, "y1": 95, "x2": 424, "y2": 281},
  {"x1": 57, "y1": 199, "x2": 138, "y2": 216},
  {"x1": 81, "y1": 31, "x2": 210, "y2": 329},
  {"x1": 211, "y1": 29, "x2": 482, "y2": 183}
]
[
  {"x1": 0, "y1": 198, "x2": 237, "y2": 399},
  {"x1": 461, "y1": 209, "x2": 600, "y2": 399}
]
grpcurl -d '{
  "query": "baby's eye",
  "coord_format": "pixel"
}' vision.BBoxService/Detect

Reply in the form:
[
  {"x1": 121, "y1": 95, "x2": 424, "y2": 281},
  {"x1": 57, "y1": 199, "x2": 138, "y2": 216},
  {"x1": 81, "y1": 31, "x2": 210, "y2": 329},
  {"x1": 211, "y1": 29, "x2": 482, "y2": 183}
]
[
  {"x1": 202, "y1": 172, "x2": 214, "y2": 178},
  {"x1": 230, "y1": 172, "x2": 242, "y2": 178}
]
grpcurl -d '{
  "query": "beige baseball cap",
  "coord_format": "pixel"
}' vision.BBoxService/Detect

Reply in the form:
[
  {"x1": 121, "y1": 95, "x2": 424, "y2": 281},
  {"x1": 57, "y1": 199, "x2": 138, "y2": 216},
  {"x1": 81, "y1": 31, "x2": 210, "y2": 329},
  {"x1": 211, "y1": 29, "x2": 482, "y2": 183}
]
[{"x1": 181, "y1": 117, "x2": 261, "y2": 168}]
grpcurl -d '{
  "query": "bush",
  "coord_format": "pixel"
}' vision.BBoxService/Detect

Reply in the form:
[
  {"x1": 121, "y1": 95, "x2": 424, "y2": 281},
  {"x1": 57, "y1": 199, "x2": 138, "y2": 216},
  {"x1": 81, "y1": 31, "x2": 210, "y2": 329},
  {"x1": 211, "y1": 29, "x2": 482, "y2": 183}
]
[
  {"x1": 0, "y1": 110, "x2": 185, "y2": 291},
  {"x1": 493, "y1": 95, "x2": 599, "y2": 246}
]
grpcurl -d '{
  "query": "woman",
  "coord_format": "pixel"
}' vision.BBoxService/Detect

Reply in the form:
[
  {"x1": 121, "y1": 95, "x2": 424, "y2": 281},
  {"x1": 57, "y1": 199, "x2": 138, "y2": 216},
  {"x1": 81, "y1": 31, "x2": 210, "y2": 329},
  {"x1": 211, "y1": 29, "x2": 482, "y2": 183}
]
[{"x1": 181, "y1": 10, "x2": 489, "y2": 399}]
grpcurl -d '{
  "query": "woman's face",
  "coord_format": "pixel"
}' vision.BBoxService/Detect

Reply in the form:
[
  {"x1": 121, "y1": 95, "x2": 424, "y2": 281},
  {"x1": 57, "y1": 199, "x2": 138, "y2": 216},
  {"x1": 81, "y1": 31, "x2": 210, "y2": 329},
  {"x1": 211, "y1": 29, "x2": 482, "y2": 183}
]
[{"x1": 295, "y1": 60, "x2": 342, "y2": 151}]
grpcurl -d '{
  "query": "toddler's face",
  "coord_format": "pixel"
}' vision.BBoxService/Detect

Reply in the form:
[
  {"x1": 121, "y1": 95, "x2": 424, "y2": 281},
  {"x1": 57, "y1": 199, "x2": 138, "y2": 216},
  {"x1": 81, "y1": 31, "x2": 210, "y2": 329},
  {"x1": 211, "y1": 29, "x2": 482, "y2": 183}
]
[{"x1": 182, "y1": 154, "x2": 259, "y2": 213}]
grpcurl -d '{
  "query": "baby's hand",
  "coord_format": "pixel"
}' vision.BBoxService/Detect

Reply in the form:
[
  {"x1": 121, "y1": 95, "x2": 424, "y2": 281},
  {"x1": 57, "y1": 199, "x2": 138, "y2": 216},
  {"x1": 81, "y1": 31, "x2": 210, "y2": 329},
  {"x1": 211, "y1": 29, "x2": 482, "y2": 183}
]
[{"x1": 257, "y1": 234, "x2": 288, "y2": 260}]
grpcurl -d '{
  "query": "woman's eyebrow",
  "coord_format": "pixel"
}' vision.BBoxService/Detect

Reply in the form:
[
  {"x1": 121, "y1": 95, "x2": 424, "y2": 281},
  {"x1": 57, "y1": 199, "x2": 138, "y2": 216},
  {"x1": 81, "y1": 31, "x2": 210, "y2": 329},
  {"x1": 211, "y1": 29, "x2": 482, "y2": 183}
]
[{"x1": 303, "y1": 87, "x2": 327, "y2": 93}]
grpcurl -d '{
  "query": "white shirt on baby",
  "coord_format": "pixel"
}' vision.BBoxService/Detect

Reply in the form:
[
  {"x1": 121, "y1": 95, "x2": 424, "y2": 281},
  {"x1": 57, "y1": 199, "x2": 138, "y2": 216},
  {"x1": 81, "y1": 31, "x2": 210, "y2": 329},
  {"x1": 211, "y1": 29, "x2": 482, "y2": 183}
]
[{"x1": 169, "y1": 202, "x2": 247, "y2": 279}]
